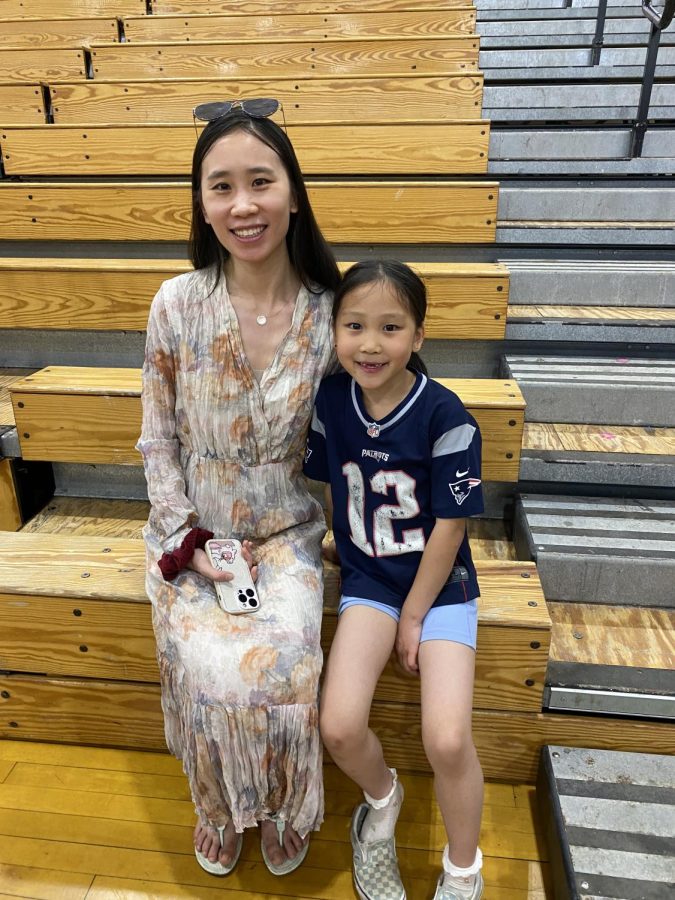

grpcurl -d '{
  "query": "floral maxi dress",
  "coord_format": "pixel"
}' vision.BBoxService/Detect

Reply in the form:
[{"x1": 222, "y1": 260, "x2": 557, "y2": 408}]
[{"x1": 137, "y1": 267, "x2": 334, "y2": 837}]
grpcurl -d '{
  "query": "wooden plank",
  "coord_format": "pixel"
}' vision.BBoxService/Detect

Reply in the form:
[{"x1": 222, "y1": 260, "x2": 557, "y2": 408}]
[
  {"x1": 0, "y1": 17, "x2": 118, "y2": 48},
  {"x1": 20, "y1": 496, "x2": 149, "y2": 538},
  {"x1": 0, "y1": 122, "x2": 491, "y2": 176},
  {"x1": 0, "y1": 48, "x2": 87, "y2": 83},
  {"x1": 510, "y1": 304, "x2": 675, "y2": 321},
  {"x1": 522, "y1": 421, "x2": 675, "y2": 456},
  {"x1": 0, "y1": 862, "x2": 92, "y2": 900},
  {"x1": 89, "y1": 38, "x2": 480, "y2": 80},
  {"x1": 1, "y1": 675, "x2": 673, "y2": 782},
  {"x1": 548, "y1": 602, "x2": 675, "y2": 670},
  {"x1": 152, "y1": 0, "x2": 474, "y2": 12},
  {"x1": 0, "y1": 460, "x2": 21, "y2": 533},
  {"x1": 0, "y1": 531, "x2": 546, "y2": 628},
  {"x1": 0, "y1": 0, "x2": 146, "y2": 15},
  {"x1": 0, "y1": 181, "x2": 499, "y2": 243},
  {"x1": 10, "y1": 368, "x2": 522, "y2": 478},
  {"x1": 0, "y1": 762, "x2": 12, "y2": 783},
  {"x1": 0, "y1": 84, "x2": 45, "y2": 123},
  {"x1": 123, "y1": 10, "x2": 477, "y2": 43},
  {"x1": 49, "y1": 74, "x2": 484, "y2": 124},
  {"x1": 0, "y1": 259, "x2": 508, "y2": 339},
  {"x1": 0, "y1": 370, "x2": 29, "y2": 427},
  {"x1": 0, "y1": 534, "x2": 147, "y2": 603}
]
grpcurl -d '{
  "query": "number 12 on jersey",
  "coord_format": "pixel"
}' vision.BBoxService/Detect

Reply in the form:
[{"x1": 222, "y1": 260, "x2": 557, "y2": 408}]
[{"x1": 342, "y1": 462, "x2": 426, "y2": 558}]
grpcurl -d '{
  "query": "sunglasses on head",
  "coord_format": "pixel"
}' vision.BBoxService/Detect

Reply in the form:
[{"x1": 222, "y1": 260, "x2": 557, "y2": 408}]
[{"x1": 192, "y1": 98, "x2": 284, "y2": 134}]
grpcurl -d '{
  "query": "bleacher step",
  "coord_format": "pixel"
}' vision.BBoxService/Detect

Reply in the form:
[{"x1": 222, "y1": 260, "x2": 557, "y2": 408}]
[
  {"x1": 502, "y1": 355, "x2": 675, "y2": 426},
  {"x1": 518, "y1": 422, "x2": 675, "y2": 489},
  {"x1": 483, "y1": 82, "x2": 675, "y2": 122},
  {"x1": 547, "y1": 602, "x2": 675, "y2": 719},
  {"x1": 502, "y1": 259, "x2": 675, "y2": 308},
  {"x1": 514, "y1": 493, "x2": 675, "y2": 607},
  {"x1": 538, "y1": 745, "x2": 675, "y2": 900},
  {"x1": 506, "y1": 305, "x2": 675, "y2": 344}
]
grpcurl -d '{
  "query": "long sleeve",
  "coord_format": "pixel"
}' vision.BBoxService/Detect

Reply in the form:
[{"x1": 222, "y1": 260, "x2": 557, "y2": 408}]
[{"x1": 136, "y1": 284, "x2": 199, "y2": 554}]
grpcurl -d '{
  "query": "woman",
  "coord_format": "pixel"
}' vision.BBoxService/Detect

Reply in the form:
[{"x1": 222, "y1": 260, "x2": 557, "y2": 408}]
[{"x1": 137, "y1": 104, "x2": 340, "y2": 877}]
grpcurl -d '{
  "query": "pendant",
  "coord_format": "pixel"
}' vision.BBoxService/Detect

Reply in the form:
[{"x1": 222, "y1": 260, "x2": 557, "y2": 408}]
[
  {"x1": 367, "y1": 422, "x2": 381, "y2": 438},
  {"x1": 256, "y1": 314, "x2": 267, "y2": 326}
]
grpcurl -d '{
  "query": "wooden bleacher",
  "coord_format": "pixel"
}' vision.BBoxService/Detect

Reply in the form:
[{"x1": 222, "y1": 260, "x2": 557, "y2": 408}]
[
  {"x1": 1, "y1": 122, "x2": 491, "y2": 176},
  {"x1": 0, "y1": 258, "x2": 509, "y2": 338},
  {"x1": 0, "y1": 181, "x2": 498, "y2": 242},
  {"x1": 0, "y1": 0, "x2": 672, "y2": 784}
]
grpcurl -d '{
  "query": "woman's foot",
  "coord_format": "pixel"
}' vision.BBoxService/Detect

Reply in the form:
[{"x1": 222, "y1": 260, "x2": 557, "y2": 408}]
[
  {"x1": 193, "y1": 820, "x2": 239, "y2": 866},
  {"x1": 260, "y1": 818, "x2": 306, "y2": 867}
]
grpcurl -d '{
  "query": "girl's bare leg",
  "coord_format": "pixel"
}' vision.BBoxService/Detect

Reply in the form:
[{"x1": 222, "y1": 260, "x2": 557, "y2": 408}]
[
  {"x1": 419, "y1": 640, "x2": 483, "y2": 868},
  {"x1": 320, "y1": 606, "x2": 398, "y2": 798}
]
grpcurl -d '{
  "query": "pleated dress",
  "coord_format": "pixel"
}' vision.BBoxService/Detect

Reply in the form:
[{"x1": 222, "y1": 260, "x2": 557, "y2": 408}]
[{"x1": 137, "y1": 266, "x2": 334, "y2": 837}]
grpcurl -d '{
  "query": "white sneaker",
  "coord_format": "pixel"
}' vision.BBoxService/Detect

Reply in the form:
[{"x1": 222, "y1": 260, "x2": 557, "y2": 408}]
[{"x1": 432, "y1": 871, "x2": 484, "y2": 900}]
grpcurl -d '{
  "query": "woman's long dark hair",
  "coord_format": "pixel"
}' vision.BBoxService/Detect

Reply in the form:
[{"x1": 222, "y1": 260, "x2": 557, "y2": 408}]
[
  {"x1": 332, "y1": 260, "x2": 428, "y2": 375},
  {"x1": 189, "y1": 111, "x2": 340, "y2": 294}
]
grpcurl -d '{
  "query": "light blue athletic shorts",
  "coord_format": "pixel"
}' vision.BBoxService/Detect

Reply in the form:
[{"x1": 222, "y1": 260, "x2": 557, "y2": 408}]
[{"x1": 338, "y1": 595, "x2": 478, "y2": 650}]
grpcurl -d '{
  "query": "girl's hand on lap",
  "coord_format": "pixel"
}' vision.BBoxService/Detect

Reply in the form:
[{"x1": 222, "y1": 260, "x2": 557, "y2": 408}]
[
  {"x1": 395, "y1": 614, "x2": 422, "y2": 676},
  {"x1": 321, "y1": 539, "x2": 340, "y2": 565}
]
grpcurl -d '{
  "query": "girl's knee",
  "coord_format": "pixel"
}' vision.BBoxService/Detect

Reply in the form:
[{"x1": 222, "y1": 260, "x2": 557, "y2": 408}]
[
  {"x1": 320, "y1": 709, "x2": 366, "y2": 757},
  {"x1": 423, "y1": 725, "x2": 475, "y2": 773}
]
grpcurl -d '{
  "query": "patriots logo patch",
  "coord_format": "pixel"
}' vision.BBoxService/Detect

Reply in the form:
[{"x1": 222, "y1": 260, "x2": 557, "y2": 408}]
[{"x1": 449, "y1": 477, "x2": 481, "y2": 506}]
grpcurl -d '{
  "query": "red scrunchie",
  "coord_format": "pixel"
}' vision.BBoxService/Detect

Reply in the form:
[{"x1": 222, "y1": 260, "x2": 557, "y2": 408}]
[{"x1": 158, "y1": 527, "x2": 214, "y2": 581}]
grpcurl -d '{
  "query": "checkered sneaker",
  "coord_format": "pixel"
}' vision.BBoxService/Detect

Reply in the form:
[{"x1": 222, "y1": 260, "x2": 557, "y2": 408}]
[
  {"x1": 351, "y1": 803, "x2": 406, "y2": 900},
  {"x1": 432, "y1": 871, "x2": 484, "y2": 900}
]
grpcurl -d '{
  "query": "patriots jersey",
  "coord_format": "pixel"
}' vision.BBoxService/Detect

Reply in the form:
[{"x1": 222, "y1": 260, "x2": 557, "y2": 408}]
[{"x1": 303, "y1": 370, "x2": 483, "y2": 610}]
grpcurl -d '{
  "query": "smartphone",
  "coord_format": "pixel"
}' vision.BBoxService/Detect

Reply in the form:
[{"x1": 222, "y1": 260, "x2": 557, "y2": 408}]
[{"x1": 205, "y1": 539, "x2": 261, "y2": 615}]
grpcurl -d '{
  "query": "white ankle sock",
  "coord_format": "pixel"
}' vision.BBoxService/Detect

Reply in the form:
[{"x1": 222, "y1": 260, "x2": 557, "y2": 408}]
[
  {"x1": 360, "y1": 767, "x2": 404, "y2": 842},
  {"x1": 441, "y1": 846, "x2": 483, "y2": 896}
]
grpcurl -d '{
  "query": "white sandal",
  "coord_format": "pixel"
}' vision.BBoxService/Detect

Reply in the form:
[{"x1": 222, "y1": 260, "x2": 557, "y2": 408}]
[
  {"x1": 195, "y1": 823, "x2": 243, "y2": 876},
  {"x1": 261, "y1": 818, "x2": 310, "y2": 876}
]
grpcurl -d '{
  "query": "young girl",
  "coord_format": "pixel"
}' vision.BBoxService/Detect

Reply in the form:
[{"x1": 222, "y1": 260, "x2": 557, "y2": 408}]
[
  {"x1": 304, "y1": 260, "x2": 484, "y2": 900},
  {"x1": 138, "y1": 103, "x2": 340, "y2": 878}
]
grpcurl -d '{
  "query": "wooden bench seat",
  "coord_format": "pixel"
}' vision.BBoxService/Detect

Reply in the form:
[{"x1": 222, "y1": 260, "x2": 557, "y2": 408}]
[
  {"x1": 1, "y1": 121, "x2": 491, "y2": 176},
  {"x1": 121, "y1": 9, "x2": 477, "y2": 43},
  {"x1": 47, "y1": 74, "x2": 484, "y2": 125},
  {"x1": 151, "y1": 0, "x2": 475, "y2": 13},
  {"x1": 88, "y1": 37, "x2": 479, "y2": 80},
  {"x1": 0, "y1": 258, "x2": 509, "y2": 339},
  {"x1": 0, "y1": 181, "x2": 499, "y2": 243},
  {"x1": 0, "y1": 528, "x2": 555, "y2": 780},
  {"x1": 0, "y1": 16, "x2": 118, "y2": 48},
  {"x1": 0, "y1": 84, "x2": 46, "y2": 123},
  {"x1": 10, "y1": 366, "x2": 525, "y2": 480},
  {"x1": 0, "y1": 48, "x2": 87, "y2": 82},
  {"x1": 1, "y1": 531, "x2": 672, "y2": 781},
  {"x1": 0, "y1": 0, "x2": 146, "y2": 15}
]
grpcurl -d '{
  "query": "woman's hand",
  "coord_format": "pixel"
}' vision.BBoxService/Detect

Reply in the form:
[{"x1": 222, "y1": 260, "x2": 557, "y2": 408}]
[
  {"x1": 395, "y1": 613, "x2": 422, "y2": 676},
  {"x1": 188, "y1": 540, "x2": 259, "y2": 583}
]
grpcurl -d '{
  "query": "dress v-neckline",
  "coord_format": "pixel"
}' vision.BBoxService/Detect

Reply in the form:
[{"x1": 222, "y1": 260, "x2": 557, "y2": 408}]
[{"x1": 221, "y1": 277, "x2": 307, "y2": 384}]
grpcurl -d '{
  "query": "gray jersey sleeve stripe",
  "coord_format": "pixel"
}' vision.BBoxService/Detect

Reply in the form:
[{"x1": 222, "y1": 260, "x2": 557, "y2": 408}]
[
  {"x1": 311, "y1": 407, "x2": 326, "y2": 438},
  {"x1": 432, "y1": 423, "x2": 476, "y2": 458}
]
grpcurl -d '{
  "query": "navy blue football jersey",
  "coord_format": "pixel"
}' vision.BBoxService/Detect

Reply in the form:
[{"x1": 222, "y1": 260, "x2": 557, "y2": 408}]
[{"x1": 303, "y1": 370, "x2": 483, "y2": 610}]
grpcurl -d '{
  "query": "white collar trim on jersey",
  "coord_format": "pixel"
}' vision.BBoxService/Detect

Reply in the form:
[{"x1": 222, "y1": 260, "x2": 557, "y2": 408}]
[{"x1": 351, "y1": 372, "x2": 428, "y2": 436}]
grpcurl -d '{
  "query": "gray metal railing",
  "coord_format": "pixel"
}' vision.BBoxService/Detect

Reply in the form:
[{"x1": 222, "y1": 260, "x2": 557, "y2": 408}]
[{"x1": 630, "y1": 0, "x2": 675, "y2": 156}]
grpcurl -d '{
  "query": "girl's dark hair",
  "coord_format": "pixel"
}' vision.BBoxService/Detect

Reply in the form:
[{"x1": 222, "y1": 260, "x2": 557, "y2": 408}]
[
  {"x1": 332, "y1": 259, "x2": 428, "y2": 375},
  {"x1": 189, "y1": 111, "x2": 340, "y2": 294}
]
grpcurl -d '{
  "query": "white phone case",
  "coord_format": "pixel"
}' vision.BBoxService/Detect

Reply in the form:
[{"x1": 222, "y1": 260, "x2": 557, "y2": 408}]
[{"x1": 205, "y1": 539, "x2": 261, "y2": 615}]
